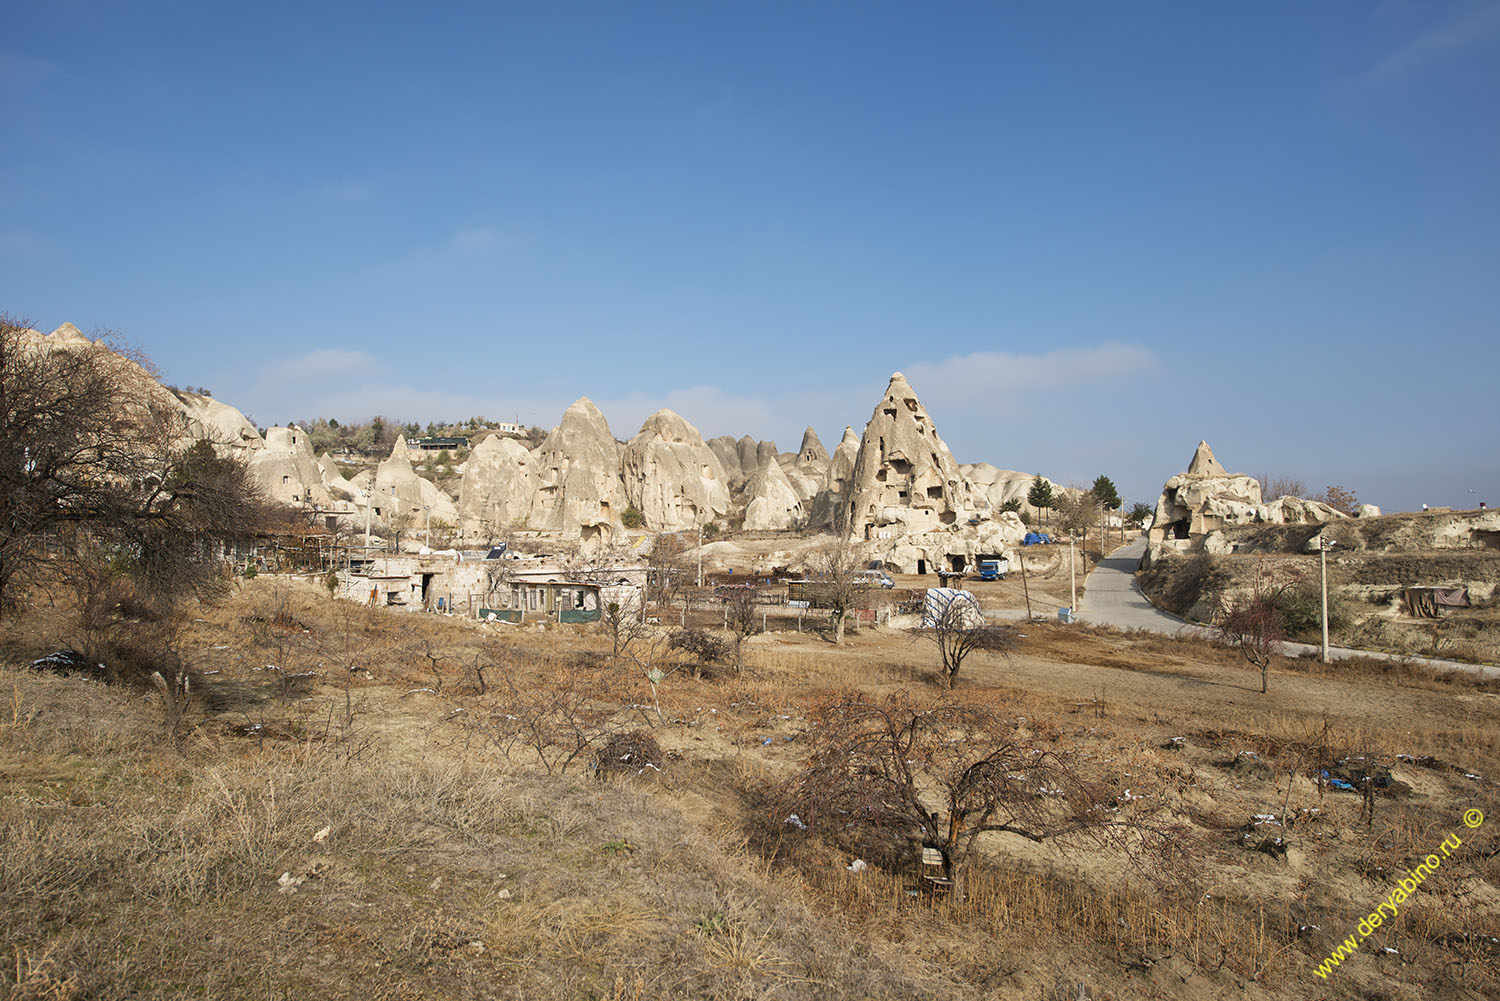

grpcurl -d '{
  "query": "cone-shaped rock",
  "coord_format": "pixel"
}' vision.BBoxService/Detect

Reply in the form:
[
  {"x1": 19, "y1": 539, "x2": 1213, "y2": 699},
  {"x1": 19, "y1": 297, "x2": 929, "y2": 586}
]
[
  {"x1": 796, "y1": 427, "x2": 829, "y2": 466},
  {"x1": 743, "y1": 453, "x2": 804, "y2": 531},
  {"x1": 1186, "y1": 440, "x2": 1228, "y2": 477},
  {"x1": 1147, "y1": 440, "x2": 1345, "y2": 555},
  {"x1": 735, "y1": 436, "x2": 762, "y2": 478},
  {"x1": 249, "y1": 426, "x2": 332, "y2": 509},
  {"x1": 319, "y1": 452, "x2": 363, "y2": 503},
  {"x1": 706, "y1": 435, "x2": 743, "y2": 484},
  {"x1": 373, "y1": 451, "x2": 459, "y2": 528},
  {"x1": 620, "y1": 409, "x2": 729, "y2": 531},
  {"x1": 808, "y1": 426, "x2": 861, "y2": 527},
  {"x1": 842, "y1": 373, "x2": 985, "y2": 538},
  {"x1": 389, "y1": 434, "x2": 416, "y2": 462},
  {"x1": 527, "y1": 397, "x2": 626, "y2": 541},
  {"x1": 458, "y1": 434, "x2": 534, "y2": 534}
]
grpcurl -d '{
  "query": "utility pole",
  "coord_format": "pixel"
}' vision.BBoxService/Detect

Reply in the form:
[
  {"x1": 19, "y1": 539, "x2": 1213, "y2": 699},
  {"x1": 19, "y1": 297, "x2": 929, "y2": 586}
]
[
  {"x1": 364, "y1": 495, "x2": 372, "y2": 552},
  {"x1": 1069, "y1": 537, "x2": 1077, "y2": 612},
  {"x1": 1320, "y1": 537, "x2": 1336, "y2": 663},
  {"x1": 696, "y1": 525, "x2": 703, "y2": 588},
  {"x1": 1019, "y1": 551, "x2": 1033, "y2": 621}
]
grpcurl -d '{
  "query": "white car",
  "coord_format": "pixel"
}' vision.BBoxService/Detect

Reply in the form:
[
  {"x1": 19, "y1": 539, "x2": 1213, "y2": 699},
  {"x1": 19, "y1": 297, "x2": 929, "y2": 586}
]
[{"x1": 855, "y1": 569, "x2": 895, "y2": 589}]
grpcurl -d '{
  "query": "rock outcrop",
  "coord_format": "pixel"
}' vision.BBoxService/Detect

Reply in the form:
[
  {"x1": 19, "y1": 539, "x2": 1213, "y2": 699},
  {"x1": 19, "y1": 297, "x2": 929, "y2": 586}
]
[
  {"x1": 527, "y1": 397, "x2": 627, "y2": 541},
  {"x1": 796, "y1": 427, "x2": 829, "y2": 467},
  {"x1": 808, "y1": 426, "x2": 861, "y2": 528},
  {"x1": 248, "y1": 427, "x2": 333, "y2": 509},
  {"x1": 372, "y1": 451, "x2": 459, "y2": 528},
  {"x1": 707, "y1": 436, "x2": 743, "y2": 485},
  {"x1": 742, "y1": 456, "x2": 804, "y2": 531},
  {"x1": 620, "y1": 409, "x2": 730, "y2": 531},
  {"x1": 963, "y1": 465, "x2": 1062, "y2": 517},
  {"x1": 843, "y1": 372, "x2": 987, "y2": 539},
  {"x1": 173, "y1": 390, "x2": 262, "y2": 453},
  {"x1": 457, "y1": 434, "x2": 534, "y2": 533},
  {"x1": 1148, "y1": 441, "x2": 1345, "y2": 555},
  {"x1": 318, "y1": 453, "x2": 364, "y2": 504},
  {"x1": 389, "y1": 434, "x2": 416, "y2": 462}
]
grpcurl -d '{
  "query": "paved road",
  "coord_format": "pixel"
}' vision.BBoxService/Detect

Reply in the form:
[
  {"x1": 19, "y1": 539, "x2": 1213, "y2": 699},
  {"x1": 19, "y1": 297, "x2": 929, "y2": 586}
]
[{"x1": 1072, "y1": 537, "x2": 1500, "y2": 681}]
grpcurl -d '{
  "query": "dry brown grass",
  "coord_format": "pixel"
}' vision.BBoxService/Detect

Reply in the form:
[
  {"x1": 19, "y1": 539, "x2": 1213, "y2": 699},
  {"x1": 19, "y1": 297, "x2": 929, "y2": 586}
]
[{"x1": 4, "y1": 575, "x2": 1499, "y2": 1000}]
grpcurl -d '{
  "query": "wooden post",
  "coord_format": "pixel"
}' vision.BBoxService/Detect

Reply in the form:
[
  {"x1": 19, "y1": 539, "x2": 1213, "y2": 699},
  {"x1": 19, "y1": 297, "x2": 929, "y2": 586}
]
[{"x1": 1019, "y1": 551, "x2": 1033, "y2": 621}]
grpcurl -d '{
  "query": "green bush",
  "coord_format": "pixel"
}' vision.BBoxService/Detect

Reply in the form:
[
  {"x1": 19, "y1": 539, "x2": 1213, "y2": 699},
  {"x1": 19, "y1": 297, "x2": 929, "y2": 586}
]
[
  {"x1": 1274, "y1": 583, "x2": 1348, "y2": 639},
  {"x1": 621, "y1": 505, "x2": 645, "y2": 529}
]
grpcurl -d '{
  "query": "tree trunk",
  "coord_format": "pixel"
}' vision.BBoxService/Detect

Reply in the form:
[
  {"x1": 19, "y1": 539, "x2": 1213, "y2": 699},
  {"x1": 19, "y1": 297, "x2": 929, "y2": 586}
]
[{"x1": 832, "y1": 610, "x2": 845, "y2": 645}]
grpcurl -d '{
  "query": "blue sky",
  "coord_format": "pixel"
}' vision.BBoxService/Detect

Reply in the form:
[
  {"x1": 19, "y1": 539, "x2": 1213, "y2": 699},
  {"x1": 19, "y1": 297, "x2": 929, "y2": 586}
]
[{"x1": 4, "y1": 2, "x2": 1497, "y2": 511}]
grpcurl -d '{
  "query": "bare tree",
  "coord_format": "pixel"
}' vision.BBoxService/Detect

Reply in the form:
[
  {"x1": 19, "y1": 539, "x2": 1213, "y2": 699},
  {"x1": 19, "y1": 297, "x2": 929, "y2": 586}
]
[
  {"x1": 807, "y1": 533, "x2": 869, "y2": 645},
  {"x1": 926, "y1": 593, "x2": 1018, "y2": 689},
  {"x1": 724, "y1": 587, "x2": 761, "y2": 672},
  {"x1": 646, "y1": 532, "x2": 691, "y2": 625},
  {"x1": 777, "y1": 694, "x2": 1113, "y2": 891},
  {"x1": 601, "y1": 594, "x2": 649, "y2": 660},
  {"x1": 1315, "y1": 485, "x2": 1360, "y2": 516},
  {"x1": 1214, "y1": 567, "x2": 1290, "y2": 694},
  {"x1": 458, "y1": 667, "x2": 626, "y2": 776},
  {"x1": 1255, "y1": 474, "x2": 1307, "y2": 502}
]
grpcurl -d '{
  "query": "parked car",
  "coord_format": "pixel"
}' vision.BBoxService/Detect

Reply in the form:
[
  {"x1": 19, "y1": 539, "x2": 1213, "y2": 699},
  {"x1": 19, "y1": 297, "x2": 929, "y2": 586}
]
[{"x1": 855, "y1": 569, "x2": 895, "y2": 589}]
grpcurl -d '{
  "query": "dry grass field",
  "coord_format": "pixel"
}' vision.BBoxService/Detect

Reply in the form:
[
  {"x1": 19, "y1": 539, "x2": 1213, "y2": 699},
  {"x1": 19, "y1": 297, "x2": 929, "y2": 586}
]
[{"x1": 4, "y1": 576, "x2": 1498, "y2": 1000}]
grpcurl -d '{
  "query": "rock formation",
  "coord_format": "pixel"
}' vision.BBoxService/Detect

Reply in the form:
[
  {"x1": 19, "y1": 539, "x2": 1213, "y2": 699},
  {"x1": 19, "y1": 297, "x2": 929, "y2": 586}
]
[
  {"x1": 389, "y1": 434, "x2": 416, "y2": 462},
  {"x1": 706, "y1": 436, "x2": 743, "y2": 485},
  {"x1": 318, "y1": 453, "x2": 364, "y2": 504},
  {"x1": 843, "y1": 372, "x2": 987, "y2": 539},
  {"x1": 742, "y1": 455, "x2": 804, "y2": 531},
  {"x1": 248, "y1": 426, "x2": 332, "y2": 509},
  {"x1": 527, "y1": 397, "x2": 627, "y2": 541},
  {"x1": 796, "y1": 427, "x2": 829, "y2": 466},
  {"x1": 808, "y1": 426, "x2": 861, "y2": 528},
  {"x1": 372, "y1": 451, "x2": 459, "y2": 529},
  {"x1": 174, "y1": 389, "x2": 262, "y2": 453},
  {"x1": 457, "y1": 434, "x2": 534, "y2": 533},
  {"x1": 620, "y1": 409, "x2": 729, "y2": 531},
  {"x1": 963, "y1": 465, "x2": 1062, "y2": 516},
  {"x1": 1148, "y1": 441, "x2": 1345, "y2": 554}
]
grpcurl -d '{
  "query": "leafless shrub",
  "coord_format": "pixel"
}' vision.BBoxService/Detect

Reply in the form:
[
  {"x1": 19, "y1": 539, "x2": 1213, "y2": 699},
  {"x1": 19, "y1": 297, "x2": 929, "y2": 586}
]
[
  {"x1": 1255, "y1": 474, "x2": 1307, "y2": 501},
  {"x1": 1213, "y1": 567, "x2": 1291, "y2": 694},
  {"x1": 592, "y1": 731, "x2": 665, "y2": 781},
  {"x1": 457, "y1": 667, "x2": 625, "y2": 775},
  {"x1": 724, "y1": 588, "x2": 761, "y2": 673},
  {"x1": 774, "y1": 692, "x2": 1121, "y2": 891},
  {"x1": 669, "y1": 628, "x2": 730, "y2": 680},
  {"x1": 925, "y1": 592, "x2": 1018, "y2": 688}
]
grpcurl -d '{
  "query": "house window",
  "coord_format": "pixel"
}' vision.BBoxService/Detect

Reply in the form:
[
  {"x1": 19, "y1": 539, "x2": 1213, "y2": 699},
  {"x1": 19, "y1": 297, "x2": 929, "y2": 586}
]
[
  {"x1": 282, "y1": 475, "x2": 289, "y2": 484},
  {"x1": 561, "y1": 590, "x2": 573, "y2": 610},
  {"x1": 528, "y1": 588, "x2": 539, "y2": 610},
  {"x1": 511, "y1": 585, "x2": 522, "y2": 608}
]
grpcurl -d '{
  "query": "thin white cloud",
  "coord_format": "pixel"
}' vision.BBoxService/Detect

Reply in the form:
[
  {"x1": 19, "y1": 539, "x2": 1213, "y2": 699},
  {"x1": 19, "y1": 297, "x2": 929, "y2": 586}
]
[
  {"x1": 273, "y1": 348, "x2": 386, "y2": 382},
  {"x1": 1368, "y1": 1, "x2": 1500, "y2": 79},
  {"x1": 905, "y1": 343, "x2": 1157, "y2": 416}
]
